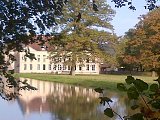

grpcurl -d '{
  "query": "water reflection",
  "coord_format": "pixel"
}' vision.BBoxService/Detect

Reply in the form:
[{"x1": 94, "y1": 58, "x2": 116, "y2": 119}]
[
  {"x1": 48, "y1": 86, "x2": 104, "y2": 120},
  {"x1": 1, "y1": 78, "x2": 134, "y2": 120}
]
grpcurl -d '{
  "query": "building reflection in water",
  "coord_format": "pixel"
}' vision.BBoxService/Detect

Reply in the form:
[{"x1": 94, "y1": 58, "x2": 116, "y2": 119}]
[
  {"x1": 17, "y1": 78, "x2": 133, "y2": 120},
  {"x1": 18, "y1": 78, "x2": 106, "y2": 120}
]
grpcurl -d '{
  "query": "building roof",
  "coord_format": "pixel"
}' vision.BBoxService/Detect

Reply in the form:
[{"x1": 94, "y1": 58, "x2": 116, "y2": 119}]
[{"x1": 27, "y1": 35, "x2": 54, "y2": 51}]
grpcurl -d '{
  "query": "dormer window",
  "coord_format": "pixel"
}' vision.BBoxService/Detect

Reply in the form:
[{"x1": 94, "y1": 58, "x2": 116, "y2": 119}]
[{"x1": 41, "y1": 46, "x2": 48, "y2": 51}]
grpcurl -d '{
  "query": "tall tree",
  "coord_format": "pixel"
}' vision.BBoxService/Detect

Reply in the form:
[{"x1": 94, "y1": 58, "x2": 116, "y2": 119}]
[
  {"x1": 118, "y1": 29, "x2": 142, "y2": 72},
  {"x1": 49, "y1": 0, "x2": 116, "y2": 75},
  {"x1": 122, "y1": 8, "x2": 160, "y2": 76},
  {"x1": 0, "y1": 0, "x2": 63, "y2": 100}
]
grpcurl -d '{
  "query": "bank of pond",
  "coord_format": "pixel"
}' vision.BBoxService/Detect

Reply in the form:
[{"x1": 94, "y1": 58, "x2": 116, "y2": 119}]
[{"x1": 14, "y1": 73, "x2": 157, "y2": 91}]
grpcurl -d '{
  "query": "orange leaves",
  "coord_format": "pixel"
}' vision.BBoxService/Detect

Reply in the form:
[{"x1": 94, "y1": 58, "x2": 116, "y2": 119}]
[
  {"x1": 123, "y1": 8, "x2": 160, "y2": 70},
  {"x1": 123, "y1": 55, "x2": 139, "y2": 64}
]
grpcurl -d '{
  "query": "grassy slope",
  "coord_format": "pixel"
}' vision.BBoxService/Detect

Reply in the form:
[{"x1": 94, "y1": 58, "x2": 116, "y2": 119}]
[{"x1": 14, "y1": 73, "x2": 157, "y2": 91}]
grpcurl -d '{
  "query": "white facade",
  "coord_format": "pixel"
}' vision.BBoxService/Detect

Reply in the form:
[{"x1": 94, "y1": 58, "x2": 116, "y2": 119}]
[{"x1": 13, "y1": 46, "x2": 100, "y2": 74}]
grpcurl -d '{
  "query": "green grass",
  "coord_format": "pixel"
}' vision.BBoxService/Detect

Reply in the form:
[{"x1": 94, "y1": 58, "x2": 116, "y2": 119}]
[{"x1": 14, "y1": 73, "x2": 157, "y2": 91}]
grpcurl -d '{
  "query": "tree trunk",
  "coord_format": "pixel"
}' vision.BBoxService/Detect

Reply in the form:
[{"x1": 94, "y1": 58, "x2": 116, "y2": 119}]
[
  {"x1": 152, "y1": 62, "x2": 156, "y2": 77},
  {"x1": 70, "y1": 57, "x2": 76, "y2": 76},
  {"x1": 129, "y1": 64, "x2": 132, "y2": 76},
  {"x1": 70, "y1": 65, "x2": 75, "y2": 76},
  {"x1": 152, "y1": 71, "x2": 156, "y2": 77},
  {"x1": 139, "y1": 64, "x2": 143, "y2": 72}
]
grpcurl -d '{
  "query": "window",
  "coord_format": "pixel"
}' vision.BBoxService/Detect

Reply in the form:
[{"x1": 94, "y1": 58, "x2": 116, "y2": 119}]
[
  {"x1": 68, "y1": 66, "x2": 71, "y2": 70},
  {"x1": 54, "y1": 58, "x2": 58, "y2": 62},
  {"x1": 92, "y1": 65, "x2": 95, "y2": 71},
  {"x1": 86, "y1": 64, "x2": 89, "y2": 71},
  {"x1": 30, "y1": 64, "x2": 32, "y2": 70},
  {"x1": 38, "y1": 58, "x2": 40, "y2": 62},
  {"x1": 43, "y1": 64, "x2": 46, "y2": 70},
  {"x1": 24, "y1": 64, "x2": 27, "y2": 70},
  {"x1": 75, "y1": 65, "x2": 76, "y2": 70},
  {"x1": 79, "y1": 65, "x2": 82, "y2": 71},
  {"x1": 43, "y1": 55, "x2": 46, "y2": 62},
  {"x1": 58, "y1": 64, "x2": 62, "y2": 70},
  {"x1": 58, "y1": 58, "x2": 62, "y2": 62},
  {"x1": 41, "y1": 45, "x2": 47, "y2": 50},
  {"x1": 37, "y1": 64, "x2": 40, "y2": 70},
  {"x1": 37, "y1": 55, "x2": 40, "y2": 62},
  {"x1": 49, "y1": 64, "x2": 51, "y2": 70},
  {"x1": 24, "y1": 57, "x2": 27, "y2": 62},
  {"x1": 63, "y1": 65, "x2": 67, "y2": 70},
  {"x1": 53, "y1": 65, "x2": 57, "y2": 70}
]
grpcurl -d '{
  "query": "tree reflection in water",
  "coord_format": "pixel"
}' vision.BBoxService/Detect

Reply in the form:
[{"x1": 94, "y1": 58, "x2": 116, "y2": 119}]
[{"x1": 48, "y1": 86, "x2": 107, "y2": 120}]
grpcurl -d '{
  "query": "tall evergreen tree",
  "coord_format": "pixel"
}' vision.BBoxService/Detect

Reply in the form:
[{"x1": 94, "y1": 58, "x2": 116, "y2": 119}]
[{"x1": 49, "y1": 0, "x2": 116, "y2": 75}]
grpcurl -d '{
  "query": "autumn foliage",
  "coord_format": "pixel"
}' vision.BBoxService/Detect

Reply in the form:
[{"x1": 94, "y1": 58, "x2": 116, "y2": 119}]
[{"x1": 122, "y1": 8, "x2": 160, "y2": 73}]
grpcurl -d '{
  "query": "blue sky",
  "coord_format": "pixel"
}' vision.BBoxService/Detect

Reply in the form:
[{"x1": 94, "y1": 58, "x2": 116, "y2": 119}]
[{"x1": 108, "y1": 0, "x2": 160, "y2": 36}]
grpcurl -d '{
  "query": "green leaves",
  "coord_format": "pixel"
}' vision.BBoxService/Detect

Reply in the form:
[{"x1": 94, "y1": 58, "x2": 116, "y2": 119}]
[
  {"x1": 94, "y1": 87, "x2": 104, "y2": 93},
  {"x1": 50, "y1": 0, "x2": 116, "y2": 77},
  {"x1": 149, "y1": 84, "x2": 159, "y2": 92},
  {"x1": 104, "y1": 108, "x2": 114, "y2": 118},
  {"x1": 151, "y1": 99, "x2": 160, "y2": 109},
  {"x1": 127, "y1": 86, "x2": 139, "y2": 99},
  {"x1": 133, "y1": 79, "x2": 148, "y2": 92},
  {"x1": 99, "y1": 97, "x2": 112, "y2": 106},
  {"x1": 130, "y1": 113, "x2": 144, "y2": 120},
  {"x1": 99, "y1": 97, "x2": 113, "y2": 103},
  {"x1": 118, "y1": 76, "x2": 149, "y2": 99},
  {"x1": 125, "y1": 75, "x2": 135, "y2": 84},
  {"x1": 118, "y1": 76, "x2": 149, "y2": 100}
]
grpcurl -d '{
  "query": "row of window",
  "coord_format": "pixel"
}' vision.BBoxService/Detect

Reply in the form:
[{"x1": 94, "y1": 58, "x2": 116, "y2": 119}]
[
  {"x1": 22, "y1": 55, "x2": 95, "y2": 63},
  {"x1": 22, "y1": 55, "x2": 47, "y2": 62},
  {"x1": 23, "y1": 64, "x2": 96, "y2": 71}
]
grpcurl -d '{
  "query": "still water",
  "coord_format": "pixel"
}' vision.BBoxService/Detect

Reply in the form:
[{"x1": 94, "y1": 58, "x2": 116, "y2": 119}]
[{"x1": 0, "y1": 78, "x2": 132, "y2": 120}]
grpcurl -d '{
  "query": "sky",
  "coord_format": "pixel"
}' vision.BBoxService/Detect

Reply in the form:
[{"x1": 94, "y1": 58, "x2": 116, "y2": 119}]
[{"x1": 108, "y1": 0, "x2": 160, "y2": 36}]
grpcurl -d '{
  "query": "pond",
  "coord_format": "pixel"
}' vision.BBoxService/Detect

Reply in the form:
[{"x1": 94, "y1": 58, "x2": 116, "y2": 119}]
[{"x1": 0, "y1": 78, "x2": 135, "y2": 120}]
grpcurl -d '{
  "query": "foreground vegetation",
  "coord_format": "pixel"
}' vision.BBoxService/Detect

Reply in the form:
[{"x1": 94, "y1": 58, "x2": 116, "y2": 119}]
[
  {"x1": 14, "y1": 73, "x2": 157, "y2": 91},
  {"x1": 98, "y1": 75, "x2": 160, "y2": 120}
]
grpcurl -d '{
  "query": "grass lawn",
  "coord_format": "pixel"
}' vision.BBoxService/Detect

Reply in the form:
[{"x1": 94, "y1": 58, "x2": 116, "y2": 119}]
[{"x1": 14, "y1": 73, "x2": 157, "y2": 91}]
